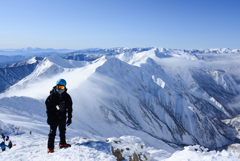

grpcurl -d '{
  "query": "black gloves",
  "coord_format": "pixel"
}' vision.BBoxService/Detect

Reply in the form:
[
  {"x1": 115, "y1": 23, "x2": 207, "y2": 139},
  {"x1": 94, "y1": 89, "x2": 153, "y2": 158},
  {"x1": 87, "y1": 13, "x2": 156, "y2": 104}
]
[{"x1": 66, "y1": 118, "x2": 72, "y2": 126}]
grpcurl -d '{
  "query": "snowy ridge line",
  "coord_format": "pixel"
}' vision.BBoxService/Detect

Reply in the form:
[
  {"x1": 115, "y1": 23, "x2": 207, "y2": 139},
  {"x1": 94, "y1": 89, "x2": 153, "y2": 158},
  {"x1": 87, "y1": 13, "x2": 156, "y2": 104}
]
[
  {"x1": 189, "y1": 68, "x2": 238, "y2": 117},
  {"x1": 0, "y1": 57, "x2": 42, "y2": 93},
  {"x1": 0, "y1": 47, "x2": 240, "y2": 160},
  {"x1": 222, "y1": 114, "x2": 240, "y2": 121},
  {"x1": 183, "y1": 92, "x2": 237, "y2": 145}
]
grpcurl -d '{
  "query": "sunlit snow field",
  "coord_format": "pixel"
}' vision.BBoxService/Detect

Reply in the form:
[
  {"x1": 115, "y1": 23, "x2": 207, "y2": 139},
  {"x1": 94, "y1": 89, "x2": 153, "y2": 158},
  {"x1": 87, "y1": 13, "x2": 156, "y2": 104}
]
[{"x1": 1, "y1": 48, "x2": 240, "y2": 160}]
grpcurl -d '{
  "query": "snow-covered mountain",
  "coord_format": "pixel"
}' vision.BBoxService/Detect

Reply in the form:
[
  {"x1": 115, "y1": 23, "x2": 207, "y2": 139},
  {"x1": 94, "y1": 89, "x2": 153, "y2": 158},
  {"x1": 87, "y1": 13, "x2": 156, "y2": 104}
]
[
  {"x1": 0, "y1": 57, "x2": 43, "y2": 93},
  {"x1": 0, "y1": 47, "x2": 74, "y2": 67},
  {"x1": 0, "y1": 55, "x2": 32, "y2": 67},
  {"x1": 0, "y1": 47, "x2": 240, "y2": 160}
]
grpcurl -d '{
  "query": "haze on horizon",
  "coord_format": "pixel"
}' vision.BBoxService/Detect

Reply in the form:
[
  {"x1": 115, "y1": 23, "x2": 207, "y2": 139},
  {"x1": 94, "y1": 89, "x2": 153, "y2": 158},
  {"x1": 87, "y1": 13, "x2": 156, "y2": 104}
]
[{"x1": 0, "y1": 0, "x2": 240, "y2": 50}]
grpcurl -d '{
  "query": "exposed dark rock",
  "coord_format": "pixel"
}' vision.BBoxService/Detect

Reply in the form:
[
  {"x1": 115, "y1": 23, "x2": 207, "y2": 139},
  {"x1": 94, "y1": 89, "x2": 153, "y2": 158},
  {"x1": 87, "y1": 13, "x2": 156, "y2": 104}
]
[{"x1": 111, "y1": 146, "x2": 125, "y2": 161}]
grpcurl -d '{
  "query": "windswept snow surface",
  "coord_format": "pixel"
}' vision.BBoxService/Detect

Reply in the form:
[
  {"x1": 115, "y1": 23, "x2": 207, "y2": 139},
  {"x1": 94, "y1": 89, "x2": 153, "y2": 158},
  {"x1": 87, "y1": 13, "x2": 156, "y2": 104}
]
[
  {"x1": 1, "y1": 47, "x2": 240, "y2": 160},
  {"x1": 163, "y1": 145, "x2": 240, "y2": 161}
]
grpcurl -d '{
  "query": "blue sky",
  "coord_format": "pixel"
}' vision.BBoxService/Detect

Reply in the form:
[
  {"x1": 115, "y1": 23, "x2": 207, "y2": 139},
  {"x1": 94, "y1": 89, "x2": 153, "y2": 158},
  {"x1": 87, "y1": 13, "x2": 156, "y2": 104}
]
[{"x1": 0, "y1": 0, "x2": 240, "y2": 50}]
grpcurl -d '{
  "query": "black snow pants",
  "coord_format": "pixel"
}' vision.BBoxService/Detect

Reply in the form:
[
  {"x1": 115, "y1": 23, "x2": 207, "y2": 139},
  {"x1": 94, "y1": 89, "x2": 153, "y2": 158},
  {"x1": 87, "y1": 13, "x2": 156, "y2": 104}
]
[{"x1": 48, "y1": 114, "x2": 66, "y2": 149}]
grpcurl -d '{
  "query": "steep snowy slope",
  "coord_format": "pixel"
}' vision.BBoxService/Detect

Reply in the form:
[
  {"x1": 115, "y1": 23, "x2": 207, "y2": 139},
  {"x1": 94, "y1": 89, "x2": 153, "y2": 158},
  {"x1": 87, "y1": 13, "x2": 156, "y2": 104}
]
[
  {"x1": 32, "y1": 54, "x2": 89, "y2": 77},
  {"x1": 116, "y1": 48, "x2": 240, "y2": 118},
  {"x1": 190, "y1": 69, "x2": 240, "y2": 116},
  {"x1": 90, "y1": 57, "x2": 237, "y2": 148},
  {"x1": 222, "y1": 114, "x2": 240, "y2": 138},
  {"x1": 0, "y1": 55, "x2": 31, "y2": 67},
  {"x1": 1, "y1": 52, "x2": 239, "y2": 150},
  {"x1": 0, "y1": 47, "x2": 75, "y2": 67},
  {"x1": 0, "y1": 57, "x2": 42, "y2": 93},
  {"x1": 0, "y1": 47, "x2": 240, "y2": 156},
  {"x1": 0, "y1": 55, "x2": 90, "y2": 97}
]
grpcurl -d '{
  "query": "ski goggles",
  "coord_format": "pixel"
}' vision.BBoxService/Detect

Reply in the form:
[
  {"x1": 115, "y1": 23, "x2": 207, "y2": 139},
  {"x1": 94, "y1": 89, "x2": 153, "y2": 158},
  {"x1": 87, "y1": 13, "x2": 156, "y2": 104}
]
[{"x1": 56, "y1": 85, "x2": 65, "y2": 90}]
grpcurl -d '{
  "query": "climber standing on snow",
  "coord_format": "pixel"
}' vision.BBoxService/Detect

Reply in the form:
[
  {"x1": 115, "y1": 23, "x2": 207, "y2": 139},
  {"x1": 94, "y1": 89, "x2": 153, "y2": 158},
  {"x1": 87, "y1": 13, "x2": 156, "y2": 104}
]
[{"x1": 45, "y1": 79, "x2": 73, "y2": 153}]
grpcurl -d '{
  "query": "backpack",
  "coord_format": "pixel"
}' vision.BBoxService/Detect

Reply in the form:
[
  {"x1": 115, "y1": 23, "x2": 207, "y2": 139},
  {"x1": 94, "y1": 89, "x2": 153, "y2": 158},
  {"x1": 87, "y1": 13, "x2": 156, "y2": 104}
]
[{"x1": 1, "y1": 142, "x2": 5, "y2": 150}]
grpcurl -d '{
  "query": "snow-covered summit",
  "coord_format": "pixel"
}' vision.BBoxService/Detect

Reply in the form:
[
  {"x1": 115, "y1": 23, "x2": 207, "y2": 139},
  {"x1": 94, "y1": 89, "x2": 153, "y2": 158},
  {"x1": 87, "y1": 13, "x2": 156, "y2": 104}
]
[
  {"x1": 46, "y1": 54, "x2": 75, "y2": 68},
  {"x1": 7, "y1": 57, "x2": 43, "y2": 67},
  {"x1": 0, "y1": 47, "x2": 240, "y2": 160},
  {"x1": 28, "y1": 54, "x2": 89, "y2": 78}
]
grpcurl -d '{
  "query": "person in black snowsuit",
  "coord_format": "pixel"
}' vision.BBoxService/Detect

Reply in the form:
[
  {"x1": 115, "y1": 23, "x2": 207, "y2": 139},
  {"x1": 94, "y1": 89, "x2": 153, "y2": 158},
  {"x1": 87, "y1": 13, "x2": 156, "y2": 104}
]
[{"x1": 45, "y1": 79, "x2": 73, "y2": 153}]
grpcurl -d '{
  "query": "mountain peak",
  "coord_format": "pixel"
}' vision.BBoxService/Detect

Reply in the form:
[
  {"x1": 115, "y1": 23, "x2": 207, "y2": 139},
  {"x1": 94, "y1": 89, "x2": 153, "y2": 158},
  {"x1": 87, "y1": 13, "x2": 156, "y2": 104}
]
[
  {"x1": 0, "y1": 47, "x2": 239, "y2": 154},
  {"x1": 45, "y1": 54, "x2": 74, "y2": 68}
]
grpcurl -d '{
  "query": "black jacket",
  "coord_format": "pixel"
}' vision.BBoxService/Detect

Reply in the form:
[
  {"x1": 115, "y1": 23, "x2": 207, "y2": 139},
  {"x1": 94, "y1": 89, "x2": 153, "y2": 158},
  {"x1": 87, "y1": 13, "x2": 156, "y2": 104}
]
[{"x1": 45, "y1": 86, "x2": 73, "y2": 121}]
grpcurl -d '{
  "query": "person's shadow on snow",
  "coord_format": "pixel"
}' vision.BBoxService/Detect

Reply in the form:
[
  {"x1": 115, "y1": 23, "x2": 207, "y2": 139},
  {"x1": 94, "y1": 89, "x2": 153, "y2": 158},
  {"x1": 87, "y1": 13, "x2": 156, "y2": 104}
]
[{"x1": 76, "y1": 141, "x2": 112, "y2": 154}]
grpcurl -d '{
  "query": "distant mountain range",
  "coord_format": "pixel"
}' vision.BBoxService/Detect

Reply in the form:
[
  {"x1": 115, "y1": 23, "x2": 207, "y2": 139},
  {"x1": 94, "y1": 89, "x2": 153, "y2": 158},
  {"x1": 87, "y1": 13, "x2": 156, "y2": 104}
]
[{"x1": 0, "y1": 47, "x2": 240, "y2": 150}]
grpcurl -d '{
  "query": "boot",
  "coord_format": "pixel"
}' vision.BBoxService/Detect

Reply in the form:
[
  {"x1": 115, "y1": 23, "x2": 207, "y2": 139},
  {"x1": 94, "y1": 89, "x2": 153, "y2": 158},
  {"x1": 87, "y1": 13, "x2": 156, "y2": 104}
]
[
  {"x1": 59, "y1": 143, "x2": 71, "y2": 149},
  {"x1": 47, "y1": 148, "x2": 54, "y2": 153}
]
